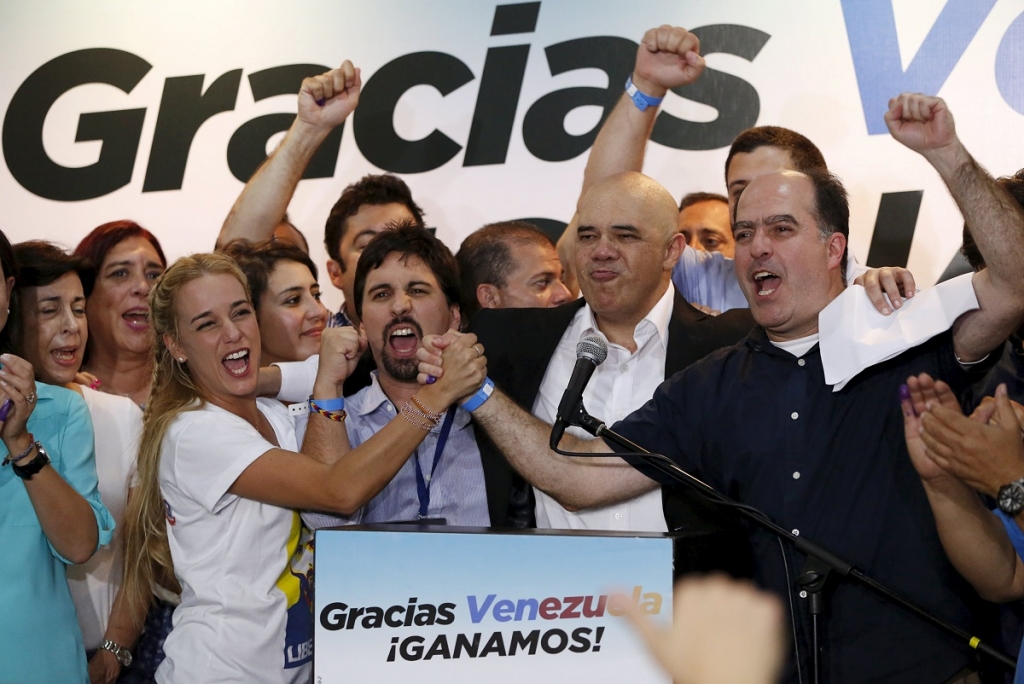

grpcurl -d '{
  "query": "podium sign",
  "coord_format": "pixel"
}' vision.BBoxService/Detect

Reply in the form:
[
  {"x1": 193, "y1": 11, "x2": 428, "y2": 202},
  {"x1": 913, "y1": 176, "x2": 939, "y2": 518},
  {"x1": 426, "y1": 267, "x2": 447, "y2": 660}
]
[{"x1": 313, "y1": 526, "x2": 672, "y2": 683}]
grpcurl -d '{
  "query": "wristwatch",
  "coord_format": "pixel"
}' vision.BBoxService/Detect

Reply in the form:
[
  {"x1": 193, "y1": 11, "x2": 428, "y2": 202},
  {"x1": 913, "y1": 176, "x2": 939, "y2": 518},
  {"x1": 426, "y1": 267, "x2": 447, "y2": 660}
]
[
  {"x1": 997, "y1": 478, "x2": 1024, "y2": 516},
  {"x1": 11, "y1": 442, "x2": 48, "y2": 481},
  {"x1": 99, "y1": 639, "x2": 133, "y2": 668}
]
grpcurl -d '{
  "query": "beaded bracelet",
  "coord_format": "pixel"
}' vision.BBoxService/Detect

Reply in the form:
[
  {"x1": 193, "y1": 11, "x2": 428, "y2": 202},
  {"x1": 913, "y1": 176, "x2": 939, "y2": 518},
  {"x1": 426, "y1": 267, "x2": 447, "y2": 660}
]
[
  {"x1": 400, "y1": 403, "x2": 437, "y2": 431},
  {"x1": 2, "y1": 433, "x2": 36, "y2": 466},
  {"x1": 309, "y1": 400, "x2": 347, "y2": 423},
  {"x1": 410, "y1": 395, "x2": 444, "y2": 423}
]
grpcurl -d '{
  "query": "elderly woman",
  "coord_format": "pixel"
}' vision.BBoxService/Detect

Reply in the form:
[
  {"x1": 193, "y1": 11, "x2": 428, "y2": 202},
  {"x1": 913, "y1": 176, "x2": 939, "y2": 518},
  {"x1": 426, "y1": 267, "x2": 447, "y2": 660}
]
[
  {"x1": 11, "y1": 241, "x2": 144, "y2": 683},
  {"x1": 121, "y1": 253, "x2": 484, "y2": 683},
  {"x1": 0, "y1": 231, "x2": 114, "y2": 683},
  {"x1": 75, "y1": 221, "x2": 167, "y2": 408}
]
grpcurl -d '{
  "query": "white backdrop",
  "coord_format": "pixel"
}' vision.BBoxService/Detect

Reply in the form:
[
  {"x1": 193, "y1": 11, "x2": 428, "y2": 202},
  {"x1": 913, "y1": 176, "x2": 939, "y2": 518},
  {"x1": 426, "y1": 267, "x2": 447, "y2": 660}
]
[{"x1": 2, "y1": 0, "x2": 1024, "y2": 313}]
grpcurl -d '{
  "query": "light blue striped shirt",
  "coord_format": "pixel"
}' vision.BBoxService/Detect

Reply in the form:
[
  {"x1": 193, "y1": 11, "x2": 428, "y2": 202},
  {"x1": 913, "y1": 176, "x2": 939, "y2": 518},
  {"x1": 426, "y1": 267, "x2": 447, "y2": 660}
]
[
  {"x1": 671, "y1": 247, "x2": 747, "y2": 313},
  {"x1": 302, "y1": 372, "x2": 489, "y2": 529}
]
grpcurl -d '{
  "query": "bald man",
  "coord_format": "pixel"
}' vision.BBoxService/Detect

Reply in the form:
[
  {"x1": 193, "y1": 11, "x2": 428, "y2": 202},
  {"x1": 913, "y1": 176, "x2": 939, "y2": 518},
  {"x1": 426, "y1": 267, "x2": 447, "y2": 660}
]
[{"x1": 470, "y1": 171, "x2": 754, "y2": 533}]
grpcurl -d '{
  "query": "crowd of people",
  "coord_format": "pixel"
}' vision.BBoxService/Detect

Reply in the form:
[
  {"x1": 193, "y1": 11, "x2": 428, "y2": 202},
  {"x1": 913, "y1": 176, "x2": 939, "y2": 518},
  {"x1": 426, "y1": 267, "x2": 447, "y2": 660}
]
[{"x1": 6, "y1": 22, "x2": 1024, "y2": 684}]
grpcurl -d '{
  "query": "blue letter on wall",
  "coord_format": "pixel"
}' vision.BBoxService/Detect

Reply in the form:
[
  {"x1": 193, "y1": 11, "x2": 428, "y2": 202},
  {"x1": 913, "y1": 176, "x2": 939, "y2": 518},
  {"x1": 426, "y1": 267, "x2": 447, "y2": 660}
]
[{"x1": 842, "y1": 0, "x2": 995, "y2": 134}]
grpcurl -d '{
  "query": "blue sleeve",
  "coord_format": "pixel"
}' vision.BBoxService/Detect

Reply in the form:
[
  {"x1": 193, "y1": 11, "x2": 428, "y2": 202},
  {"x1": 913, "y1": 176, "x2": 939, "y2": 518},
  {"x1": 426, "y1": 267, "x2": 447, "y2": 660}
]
[
  {"x1": 995, "y1": 508, "x2": 1024, "y2": 562},
  {"x1": 671, "y1": 248, "x2": 748, "y2": 312},
  {"x1": 44, "y1": 389, "x2": 115, "y2": 562}
]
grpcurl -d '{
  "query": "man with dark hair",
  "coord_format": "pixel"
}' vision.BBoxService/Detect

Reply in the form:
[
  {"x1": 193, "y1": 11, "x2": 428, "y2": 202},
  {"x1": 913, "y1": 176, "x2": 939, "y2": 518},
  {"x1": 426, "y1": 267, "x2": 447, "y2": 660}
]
[
  {"x1": 217, "y1": 61, "x2": 426, "y2": 328},
  {"x1": 290, "y1": 222, "x2": 530, "y2": 529},
  {"x1": 436, "y1": 92, "x2": 1024, "y2": 682},
  {"x1": 321, "y1": 174, "x2": 425, "y2": 327},
  {"x1": 724, "y1": 126, "x2": 827, "y2": 205},
  {"x1": 456, "y1": 220, "x2": 572, "y2": 318},
  {"x1": 676, "y1": 192, "x2": 733, "y2": 258}
]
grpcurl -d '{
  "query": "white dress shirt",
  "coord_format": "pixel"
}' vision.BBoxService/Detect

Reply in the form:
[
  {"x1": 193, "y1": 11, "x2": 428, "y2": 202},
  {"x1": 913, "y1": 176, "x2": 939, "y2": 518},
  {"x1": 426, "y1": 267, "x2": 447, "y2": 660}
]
[{"x1": 531, "y1": 284, "x2": 676, "y2": 532}]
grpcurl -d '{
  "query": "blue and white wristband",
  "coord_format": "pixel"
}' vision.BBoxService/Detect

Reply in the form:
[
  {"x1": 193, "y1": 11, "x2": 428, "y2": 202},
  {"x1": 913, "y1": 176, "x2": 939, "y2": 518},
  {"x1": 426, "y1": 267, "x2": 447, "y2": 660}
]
[
  {"x1": 309, "y1": 395, "x2": 345, "y2": 412},
  {"x1": 461, "y1": 377, "x2": 495, "y2": 412},
  {"x1": 625, "y1": 74, "x2": 664, "y2": 111}
]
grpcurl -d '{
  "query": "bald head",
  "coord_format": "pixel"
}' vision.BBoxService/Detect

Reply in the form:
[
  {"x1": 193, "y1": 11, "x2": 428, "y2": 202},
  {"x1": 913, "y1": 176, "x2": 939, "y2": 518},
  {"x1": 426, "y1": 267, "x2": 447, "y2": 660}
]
[
  {"x1": 573, "y1": 172, "x2": 685, "y2": 331},
  {"x1": 579, "y1": 172, "x2": 679, "y2": 242}
]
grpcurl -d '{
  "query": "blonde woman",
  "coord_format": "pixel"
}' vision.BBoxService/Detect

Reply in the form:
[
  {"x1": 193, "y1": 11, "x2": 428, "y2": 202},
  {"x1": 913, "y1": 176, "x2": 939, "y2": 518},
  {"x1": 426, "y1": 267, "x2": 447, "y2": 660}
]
[{"x1": 122, "y1": 253, "x2": 484, "y2": 684}]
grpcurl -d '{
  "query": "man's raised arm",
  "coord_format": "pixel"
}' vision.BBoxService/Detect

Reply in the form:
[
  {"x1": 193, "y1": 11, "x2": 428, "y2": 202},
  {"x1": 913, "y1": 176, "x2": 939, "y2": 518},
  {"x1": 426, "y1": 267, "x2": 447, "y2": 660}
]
[
  {"x1": 217, "y1": 61, "x2": 361, "y2": 248},
  {"x1": 886, "y1": 93, "x2": 1024, "y2": 360},
  {"x1": 557, "y1": 26, "x2": 704, "y2": 284}
]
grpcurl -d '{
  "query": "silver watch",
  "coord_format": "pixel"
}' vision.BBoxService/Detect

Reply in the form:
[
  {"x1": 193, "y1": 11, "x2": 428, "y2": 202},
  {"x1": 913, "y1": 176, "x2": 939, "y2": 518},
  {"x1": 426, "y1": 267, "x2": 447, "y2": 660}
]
[
  {"x1": 997, "y1": 478, "x2": 1024, "y2": 517},
  {"x1": 99, "y1": 639, "x2": 132, "y2": 668}
]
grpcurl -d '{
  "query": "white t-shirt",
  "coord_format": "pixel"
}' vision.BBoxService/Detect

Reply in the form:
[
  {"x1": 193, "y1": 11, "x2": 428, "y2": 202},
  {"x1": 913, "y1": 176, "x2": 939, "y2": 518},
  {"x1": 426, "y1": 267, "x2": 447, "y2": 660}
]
[
  {"x1": 66, "y1": 387, "x2": 142, "y2": 650},
  {"x1": 157, "y1": 398, "x2": 314, "y2": 684}
]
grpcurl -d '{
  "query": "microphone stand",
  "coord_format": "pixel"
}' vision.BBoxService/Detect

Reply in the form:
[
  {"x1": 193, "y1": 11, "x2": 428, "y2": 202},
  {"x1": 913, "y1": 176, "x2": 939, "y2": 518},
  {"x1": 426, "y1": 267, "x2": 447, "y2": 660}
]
[{"x1": 566, "y1": 403, "x2": 1015, "y2": 681}]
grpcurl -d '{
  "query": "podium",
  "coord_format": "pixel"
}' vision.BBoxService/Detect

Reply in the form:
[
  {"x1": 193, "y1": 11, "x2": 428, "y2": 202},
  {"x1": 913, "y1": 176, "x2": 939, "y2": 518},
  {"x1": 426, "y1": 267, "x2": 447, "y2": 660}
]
[{"x1": 313, "y1": 524, "x2": 681, "y2": 684}]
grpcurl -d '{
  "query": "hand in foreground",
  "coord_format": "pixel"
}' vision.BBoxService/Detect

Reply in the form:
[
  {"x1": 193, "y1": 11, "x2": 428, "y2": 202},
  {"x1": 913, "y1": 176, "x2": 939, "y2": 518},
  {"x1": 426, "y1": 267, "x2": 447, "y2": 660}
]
[
  {"x1": 619, "y1": 575, "x2": 785, "y2": 684},
  {"x1": 902, "y1": 373, "x2": 963, "y2": 483},
  {"x1": 884, "y1": 93, "x2": 957, "y2": 157},
  {"x1": 419, "y1": 330, "x2": 487, "y2": 406},
  {"x1": 297, "y1": 60, "x2": 361, "y2": 132},
  {"x1": 313, "y1": 326, "x2": 367, "y2": 397},
  {"x1": 0, "y1": 353, "x2": 37, "y2": 448},
  {"x1": 632, "y1": 25, "x2": 705, "y2": 98},
  {"x1": 921, "y1": 383, "x2": 1024, "y2": 497},
  {"x1": 855, "y1": 266, "x2": 916, "y2": 315}
]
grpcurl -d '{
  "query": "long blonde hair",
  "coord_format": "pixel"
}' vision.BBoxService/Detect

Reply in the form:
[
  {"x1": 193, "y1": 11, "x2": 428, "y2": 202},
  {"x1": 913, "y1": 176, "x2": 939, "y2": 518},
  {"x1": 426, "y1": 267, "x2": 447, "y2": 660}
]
[{"x1": 121, "y1": 253, "x2": 248, "y2": 621}]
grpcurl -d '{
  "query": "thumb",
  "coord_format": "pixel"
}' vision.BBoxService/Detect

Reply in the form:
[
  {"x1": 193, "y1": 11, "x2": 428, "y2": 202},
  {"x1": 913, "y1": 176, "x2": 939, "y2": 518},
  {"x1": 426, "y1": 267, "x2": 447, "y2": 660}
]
[{"x1": 996, "y1": 384, "x2": 1019, "y2": 430}]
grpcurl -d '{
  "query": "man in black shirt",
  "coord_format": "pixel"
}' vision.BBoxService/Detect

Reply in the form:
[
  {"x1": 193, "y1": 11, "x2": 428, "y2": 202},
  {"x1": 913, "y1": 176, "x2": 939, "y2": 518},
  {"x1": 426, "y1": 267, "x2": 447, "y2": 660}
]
[{"x1": 432, "y1": 93, "x2": 1024, "y2": 682}]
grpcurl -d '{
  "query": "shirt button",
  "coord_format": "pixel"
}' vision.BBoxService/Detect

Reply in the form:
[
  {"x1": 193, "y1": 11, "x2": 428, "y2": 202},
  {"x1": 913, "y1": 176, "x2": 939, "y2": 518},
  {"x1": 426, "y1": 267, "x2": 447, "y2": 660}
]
[
  {"x1": 791, "y1": 412, "x2": 799, "y2": 420},
  {"x1": 792, "y1": 471, "x2": 801, "y2": 479},
  {"x1": 614, "y1": 512, "x2": 623, "y2": 520},
  {"x1": 386, "y1": 404, "x2": 394, "y2": 413},
  {"x1": 792, "y1": 529, "x2": 800, "y2": 536},
  {"x1": 620, "y1": 364, "x2": 629, "y2": 372},
  {"x1": 798, "y1": 358, "x2": 806, "y2": 367}
]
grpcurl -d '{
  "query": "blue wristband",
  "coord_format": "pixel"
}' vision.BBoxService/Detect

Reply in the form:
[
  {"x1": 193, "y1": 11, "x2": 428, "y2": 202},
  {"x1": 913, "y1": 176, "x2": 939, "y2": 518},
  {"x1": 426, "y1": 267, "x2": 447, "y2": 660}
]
[
  {"x1": 309, "y1": 396, "x2": 345, "y2": 412},
  {"x1": 461, "y1": 377, "x2": 495, "y2": 412},
  {"x1": 625, "y1": 74, "x2": 664, "y2": 111}
]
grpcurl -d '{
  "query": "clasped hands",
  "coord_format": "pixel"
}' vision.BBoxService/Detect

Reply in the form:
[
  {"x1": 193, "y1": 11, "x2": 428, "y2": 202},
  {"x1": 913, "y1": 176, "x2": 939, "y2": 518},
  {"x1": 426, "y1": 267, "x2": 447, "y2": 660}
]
[
  {"x1": 903, "y1": 373, "x2": 1024, "y2": 497},
  {"x1": 416, "y1": 330, "x2": 488, "y2": 405}
]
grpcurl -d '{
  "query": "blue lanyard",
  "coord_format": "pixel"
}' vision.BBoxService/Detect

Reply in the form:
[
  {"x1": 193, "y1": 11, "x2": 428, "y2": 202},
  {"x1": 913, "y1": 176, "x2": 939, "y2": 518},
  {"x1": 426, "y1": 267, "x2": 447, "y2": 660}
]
[{"x1": 413, "y1": 407, "x2": 456, "y2": 519}]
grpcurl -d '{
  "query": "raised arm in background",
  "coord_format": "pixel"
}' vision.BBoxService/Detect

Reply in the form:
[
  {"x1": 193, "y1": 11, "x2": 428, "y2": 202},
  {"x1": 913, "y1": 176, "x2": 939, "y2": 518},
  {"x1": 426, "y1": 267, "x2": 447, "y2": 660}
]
[{"x1": 217, "y1": 62, "x2": 361, "y2": 248}]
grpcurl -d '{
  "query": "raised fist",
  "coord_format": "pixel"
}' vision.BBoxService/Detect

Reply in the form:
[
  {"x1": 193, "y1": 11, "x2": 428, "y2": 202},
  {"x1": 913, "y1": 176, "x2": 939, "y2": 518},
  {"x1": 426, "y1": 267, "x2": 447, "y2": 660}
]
[
  {"x1": 297, "y1": 60, "x2": 361, "y2": 132},
  {"x1": 884, "y1": 93, "x2": 957, "y2": 156},
  {"x1": 632, "y1": 25, "x2": 705, "y2": 98}
]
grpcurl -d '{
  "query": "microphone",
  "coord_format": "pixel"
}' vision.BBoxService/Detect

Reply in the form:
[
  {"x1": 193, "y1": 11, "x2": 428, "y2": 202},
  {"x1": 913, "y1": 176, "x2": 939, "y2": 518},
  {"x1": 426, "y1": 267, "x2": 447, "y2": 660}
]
[{"x1": 549, "y1": 335, "x2": 608, "y2": 449}]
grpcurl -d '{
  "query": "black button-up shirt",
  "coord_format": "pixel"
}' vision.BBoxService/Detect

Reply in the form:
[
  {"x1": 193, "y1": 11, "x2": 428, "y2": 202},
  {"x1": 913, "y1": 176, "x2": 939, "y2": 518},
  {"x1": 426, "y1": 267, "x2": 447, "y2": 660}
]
[{"x1": 611, "y1": 326, "x2": 996, "y2": 683}]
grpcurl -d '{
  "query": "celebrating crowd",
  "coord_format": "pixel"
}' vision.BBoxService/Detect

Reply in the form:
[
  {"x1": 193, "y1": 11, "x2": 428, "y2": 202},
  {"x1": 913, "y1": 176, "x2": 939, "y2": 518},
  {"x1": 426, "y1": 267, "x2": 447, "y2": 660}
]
[{"x1": 6, "y1": 23, "x2": 1024, "y2": 684}]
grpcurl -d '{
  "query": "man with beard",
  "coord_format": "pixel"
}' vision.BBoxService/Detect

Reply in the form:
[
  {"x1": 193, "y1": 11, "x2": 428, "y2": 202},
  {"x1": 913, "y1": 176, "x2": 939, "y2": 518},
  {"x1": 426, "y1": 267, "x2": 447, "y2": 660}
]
[{"x1": 302, "y1": 222, "x2": 530, "y2": 528}]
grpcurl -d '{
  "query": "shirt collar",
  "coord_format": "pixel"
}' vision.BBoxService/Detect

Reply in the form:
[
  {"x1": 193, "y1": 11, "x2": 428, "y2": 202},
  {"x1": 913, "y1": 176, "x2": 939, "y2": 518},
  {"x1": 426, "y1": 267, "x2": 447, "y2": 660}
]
[
  {"x1": 349, "y1": 371, "x2": 471, "y2": 429},
  {"x1": 745, "y1": 327, "x2": 821, "y2": 359},
  {"x1": 578, "y1": 282, "x2": 675, "y2": 352}
]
